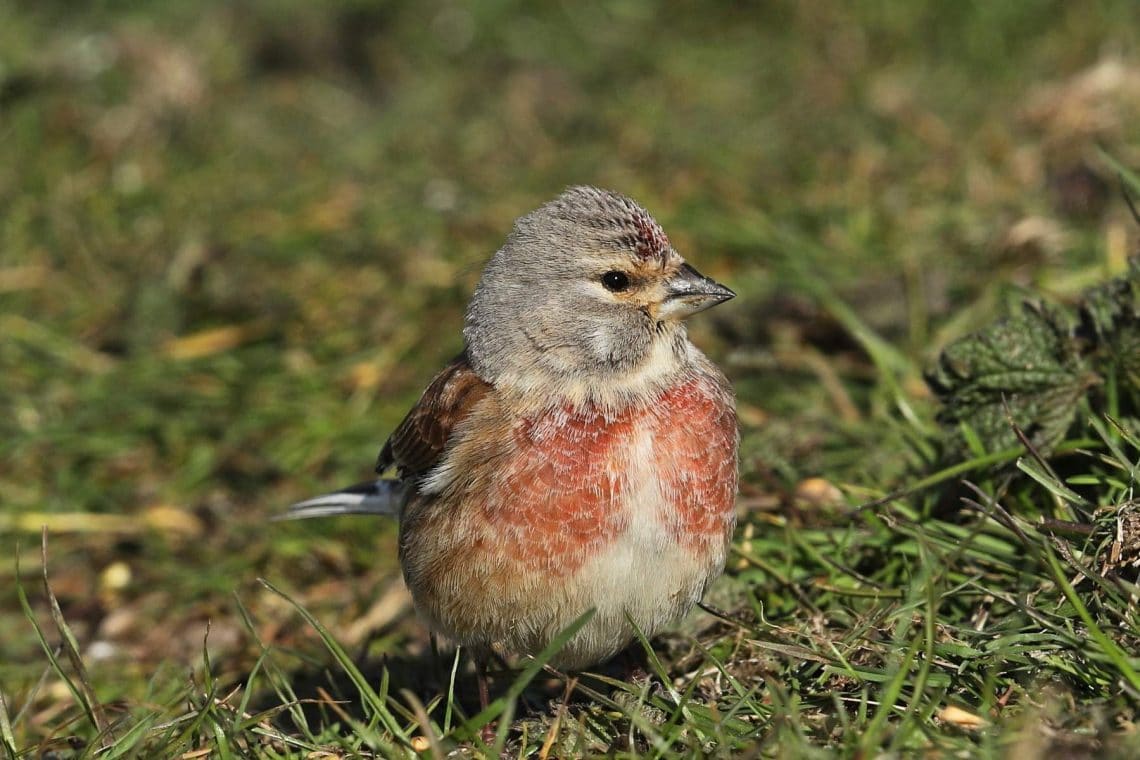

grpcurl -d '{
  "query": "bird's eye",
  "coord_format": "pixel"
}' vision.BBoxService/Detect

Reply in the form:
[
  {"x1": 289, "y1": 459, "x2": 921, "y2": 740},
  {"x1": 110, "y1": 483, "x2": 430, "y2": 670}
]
[{"x1": 601, "y1": 270, "x2": 631, "y2": 292}]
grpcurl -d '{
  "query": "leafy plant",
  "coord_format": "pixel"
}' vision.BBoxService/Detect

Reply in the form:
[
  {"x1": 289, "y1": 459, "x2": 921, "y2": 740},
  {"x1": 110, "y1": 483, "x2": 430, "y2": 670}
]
[{"x1": 927, "y1": 257, "x2": 1140, "y2": 464}]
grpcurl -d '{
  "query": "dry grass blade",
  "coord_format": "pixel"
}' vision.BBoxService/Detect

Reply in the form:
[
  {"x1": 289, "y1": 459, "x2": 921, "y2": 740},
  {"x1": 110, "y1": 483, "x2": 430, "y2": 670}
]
[
  {"x1": 161, "y1": 321, "x2": 270, "y2": 360},
  {"x1": 399, "y1": 689, "x2": 443, "y2": 760}
]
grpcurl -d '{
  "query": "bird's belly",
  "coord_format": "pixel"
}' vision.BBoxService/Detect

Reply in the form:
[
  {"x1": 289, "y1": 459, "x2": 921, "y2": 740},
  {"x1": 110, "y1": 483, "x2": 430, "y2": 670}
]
[{"x1": 517, "y1": 505, "x2": 725, "y2": 669}]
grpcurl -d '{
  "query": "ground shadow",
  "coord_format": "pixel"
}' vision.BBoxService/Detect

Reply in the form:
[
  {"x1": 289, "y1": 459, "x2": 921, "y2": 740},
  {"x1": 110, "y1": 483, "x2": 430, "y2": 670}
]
[{"x1": 250, "y1": 639, "x2": 654, "y2": 740}]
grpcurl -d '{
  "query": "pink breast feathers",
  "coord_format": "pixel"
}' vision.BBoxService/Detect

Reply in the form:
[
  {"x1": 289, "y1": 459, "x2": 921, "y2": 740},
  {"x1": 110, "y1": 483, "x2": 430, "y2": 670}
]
[
  {"x1": 483, "y1": 376, "x2": 738, "y2": 574},
  {"x1": 652, "y1": 378, "x2": 738, "y2": 549},
  {"x1": 486, "y1": 406, "x2": 635, "y2": 575}
]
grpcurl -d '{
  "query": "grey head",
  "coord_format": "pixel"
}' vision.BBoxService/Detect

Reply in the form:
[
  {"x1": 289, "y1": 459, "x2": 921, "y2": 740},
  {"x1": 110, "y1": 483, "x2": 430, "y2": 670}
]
[{"x1": 463, "y1": 186, "x2": 734, "y2": 403}]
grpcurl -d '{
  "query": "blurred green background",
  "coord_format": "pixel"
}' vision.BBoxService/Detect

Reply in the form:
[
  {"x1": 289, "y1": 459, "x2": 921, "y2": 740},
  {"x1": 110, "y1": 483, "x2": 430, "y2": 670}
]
[{"x1": 3, "y1": 0, "x2": 1140, "y2": 749}]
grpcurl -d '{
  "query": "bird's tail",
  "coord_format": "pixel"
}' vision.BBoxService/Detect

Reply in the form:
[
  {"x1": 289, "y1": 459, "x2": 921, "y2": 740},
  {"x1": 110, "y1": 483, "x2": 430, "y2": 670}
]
[{"x1": 278, "y1": 479, "x2": 403, "y2": 520}]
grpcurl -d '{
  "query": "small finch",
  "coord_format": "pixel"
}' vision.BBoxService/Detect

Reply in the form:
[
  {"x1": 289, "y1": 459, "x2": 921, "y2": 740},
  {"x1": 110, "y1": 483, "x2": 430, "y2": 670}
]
[{"x1": 287, "y1": 186, "x2": 738, "y2": 696}]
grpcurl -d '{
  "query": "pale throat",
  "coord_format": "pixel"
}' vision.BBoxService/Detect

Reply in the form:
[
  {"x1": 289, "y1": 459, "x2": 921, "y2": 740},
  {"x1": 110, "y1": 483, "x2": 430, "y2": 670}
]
[{"x1": 501, "y1": 327, "x2": 693, "y2": 413}]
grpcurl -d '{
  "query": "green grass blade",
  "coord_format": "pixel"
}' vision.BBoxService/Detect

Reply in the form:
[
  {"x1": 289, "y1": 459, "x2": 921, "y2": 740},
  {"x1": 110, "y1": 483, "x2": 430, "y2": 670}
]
[
  {"x1": 1045, "y1": 546, "x2": 1140, "y2": 692},
  {"x1": 460, "y1": 607, "x2": 596, "y2": 741},
  {"x1": 257, "y1": 577, "x2": 411, "y2": 750}
]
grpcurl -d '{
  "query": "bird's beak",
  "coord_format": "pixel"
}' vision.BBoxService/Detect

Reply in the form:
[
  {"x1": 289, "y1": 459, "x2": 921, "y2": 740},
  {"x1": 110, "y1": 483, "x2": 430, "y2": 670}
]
[{"x1": 658, "y1": 263, "x2": 735, "y2": 320}]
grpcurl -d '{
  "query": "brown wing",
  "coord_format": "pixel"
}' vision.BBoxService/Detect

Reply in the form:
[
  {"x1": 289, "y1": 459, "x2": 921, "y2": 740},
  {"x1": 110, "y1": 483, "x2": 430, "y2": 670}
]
[{"x1": 376, "y1": 352, "x2": 492, "y2": 481}]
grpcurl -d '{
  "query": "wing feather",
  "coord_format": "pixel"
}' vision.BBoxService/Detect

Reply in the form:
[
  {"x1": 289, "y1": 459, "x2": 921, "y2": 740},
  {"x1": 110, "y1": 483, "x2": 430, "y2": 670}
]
[{"x1": 376, "y1": 353, "x2": 492, "y2": 480}]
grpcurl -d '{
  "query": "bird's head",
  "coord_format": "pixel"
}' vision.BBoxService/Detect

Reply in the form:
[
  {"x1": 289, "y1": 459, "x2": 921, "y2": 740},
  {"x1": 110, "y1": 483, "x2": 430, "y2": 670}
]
[{"x1": 465, "y1": 186, "x2": 734, "y2": 405}]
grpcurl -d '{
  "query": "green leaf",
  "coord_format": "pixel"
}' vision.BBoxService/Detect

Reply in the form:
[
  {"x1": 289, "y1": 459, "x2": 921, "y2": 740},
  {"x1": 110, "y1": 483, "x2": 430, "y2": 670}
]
[
  {"x1": 1080, "y1": 258, "x2": 1140, "y2": 403},
  {"x1": 927, "y1": 301, "x2": 1098, "y2": 459}
]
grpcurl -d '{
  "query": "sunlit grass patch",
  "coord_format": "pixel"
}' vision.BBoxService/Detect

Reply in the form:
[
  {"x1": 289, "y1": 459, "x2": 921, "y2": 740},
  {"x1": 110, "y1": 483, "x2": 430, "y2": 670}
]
[{"x1": 4, "y1": 0, "x2": 1140, "y2": 756}]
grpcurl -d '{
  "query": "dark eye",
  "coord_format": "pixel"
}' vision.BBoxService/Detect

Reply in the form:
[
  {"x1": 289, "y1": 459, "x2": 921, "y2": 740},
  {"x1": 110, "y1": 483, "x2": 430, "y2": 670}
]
[{"x1": 601, "y1": 270, "x2": 631, "y2": 292}]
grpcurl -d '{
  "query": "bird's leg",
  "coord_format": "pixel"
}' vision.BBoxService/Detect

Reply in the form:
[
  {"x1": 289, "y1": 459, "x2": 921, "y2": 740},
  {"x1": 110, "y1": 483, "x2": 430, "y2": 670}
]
[
  {"x1": 473, "y1": 649, "x2": 496, "y2": 745},
  {"x1": 429, "y1": 633, "x2": 442, "y2": 686},
  {"x1": 617, "y1": 644, "x2": 651, "y2": 685},
  {"x1": 476, "y1": 656, "x2": 491, "y2": 714},
  {"x1": 471, "y1": 645, "x2": 508, "y2": 712},
  {"x1": 559, "y1": 674, "x2": 579, "y2": 714}
]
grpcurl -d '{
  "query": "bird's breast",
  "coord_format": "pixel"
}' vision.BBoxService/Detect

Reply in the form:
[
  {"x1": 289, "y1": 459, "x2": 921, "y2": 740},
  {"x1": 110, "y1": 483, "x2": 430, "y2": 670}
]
[{"x1": 479, "y1": 373, "x2": 738, "y2": 576}]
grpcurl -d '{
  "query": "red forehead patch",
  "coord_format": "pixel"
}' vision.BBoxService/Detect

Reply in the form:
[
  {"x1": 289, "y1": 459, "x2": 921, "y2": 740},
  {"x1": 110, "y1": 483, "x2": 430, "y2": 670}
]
[{"x1": 631, "y1": 210, "x2": 670, "y2": 260}]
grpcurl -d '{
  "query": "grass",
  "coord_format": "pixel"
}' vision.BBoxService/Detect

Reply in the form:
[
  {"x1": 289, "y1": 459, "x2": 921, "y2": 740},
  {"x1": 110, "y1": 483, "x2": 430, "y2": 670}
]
[{"x1": 3, "y1": 0, "x2": 1140, "y2": 756}]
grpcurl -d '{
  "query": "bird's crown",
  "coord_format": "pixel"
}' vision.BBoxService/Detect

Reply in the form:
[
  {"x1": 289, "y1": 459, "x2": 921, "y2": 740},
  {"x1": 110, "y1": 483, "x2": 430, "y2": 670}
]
[{"x1": 542, "y1": 186, "x2": 673, "y2": 263}]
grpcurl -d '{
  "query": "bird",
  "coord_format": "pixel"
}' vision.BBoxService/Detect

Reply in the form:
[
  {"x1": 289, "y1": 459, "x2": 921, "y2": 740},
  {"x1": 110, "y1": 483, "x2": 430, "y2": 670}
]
[{"x1": 285, "y1": 186, "x2": 738, "y2": 704}]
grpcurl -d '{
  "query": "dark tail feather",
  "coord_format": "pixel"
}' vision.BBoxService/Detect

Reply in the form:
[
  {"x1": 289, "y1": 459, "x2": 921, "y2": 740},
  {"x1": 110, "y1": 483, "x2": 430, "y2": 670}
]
[{"x1": 277, "y1": 479, "x2": 403, "y2": 520}]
